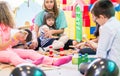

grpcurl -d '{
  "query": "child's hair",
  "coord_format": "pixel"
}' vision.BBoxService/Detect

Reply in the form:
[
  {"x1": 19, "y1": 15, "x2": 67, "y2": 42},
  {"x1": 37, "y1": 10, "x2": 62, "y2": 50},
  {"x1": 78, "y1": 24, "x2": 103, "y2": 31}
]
[
  {"x1": 43, "y1": 12, "x2": 56, "y2": 29},
  {"x1": 0, "y1": 1, "x2": 15, "y2": 28},
  {"x1": 44, "y1": 0, "x2": 59, "y2": 17},
  {"x1": 24, "y1": 29, "x2": 32, "y2": 42},
  {"x1": 91, "y1": 0, "x2": 115, "y2": 19}
]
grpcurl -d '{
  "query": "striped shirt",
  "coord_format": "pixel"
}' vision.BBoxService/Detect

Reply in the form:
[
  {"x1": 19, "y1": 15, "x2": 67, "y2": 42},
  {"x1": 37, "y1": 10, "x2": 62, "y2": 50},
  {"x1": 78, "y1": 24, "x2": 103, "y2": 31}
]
[{"x1": 39, "y1": 25, "x2": 51, "y2": 47}]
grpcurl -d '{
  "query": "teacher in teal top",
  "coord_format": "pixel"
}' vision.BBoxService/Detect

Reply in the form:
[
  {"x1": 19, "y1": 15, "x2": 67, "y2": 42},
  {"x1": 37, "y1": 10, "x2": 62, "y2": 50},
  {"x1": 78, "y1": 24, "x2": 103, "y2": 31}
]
[
  {"x1": 34, "y1": 9, "x2": 67, "y2": 30},
  {"x1": 30, "y1": 0, "x2": 74, "y2": 50}
]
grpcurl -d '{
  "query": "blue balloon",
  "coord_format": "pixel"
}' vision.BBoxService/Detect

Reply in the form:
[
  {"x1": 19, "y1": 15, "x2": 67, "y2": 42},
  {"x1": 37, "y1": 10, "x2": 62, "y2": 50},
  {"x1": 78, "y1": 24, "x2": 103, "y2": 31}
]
[{"x1": 85, "y1": 58, "x2": 119, "y2": 76}]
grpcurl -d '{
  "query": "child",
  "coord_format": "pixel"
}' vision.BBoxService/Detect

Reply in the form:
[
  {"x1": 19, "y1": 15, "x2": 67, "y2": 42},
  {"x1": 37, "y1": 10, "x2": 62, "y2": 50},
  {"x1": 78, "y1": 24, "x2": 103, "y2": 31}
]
[
  {"x1": 37, "y1": 12, "x2": 69, "y2": 50},
  {"x1": 0, "y1": 1, "x2": 72, "y2": 66},
  {"x1": 80, "y1": 0, "x2": 120, "y2": 75},
  {"x1": 91, "y1": 0, "x2": 120, "y2": 70},
  {"x1": 11, "y1": 29, "x2": 32, "y2": 49}
]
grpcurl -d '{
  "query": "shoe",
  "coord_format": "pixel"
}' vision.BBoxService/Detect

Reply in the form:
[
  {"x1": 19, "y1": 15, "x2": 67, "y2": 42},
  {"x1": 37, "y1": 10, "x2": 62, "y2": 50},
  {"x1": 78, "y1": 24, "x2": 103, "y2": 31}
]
[{"x1": 32, "y1": 57, "x2": 44, "y2": 65}]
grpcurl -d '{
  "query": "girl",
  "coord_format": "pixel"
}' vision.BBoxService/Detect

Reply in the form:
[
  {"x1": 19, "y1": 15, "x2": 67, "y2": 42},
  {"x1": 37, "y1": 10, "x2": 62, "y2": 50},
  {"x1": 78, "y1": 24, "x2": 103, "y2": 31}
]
[
  {"x1": 30, "y1": 0, "x2": 76, "y2": 50},
  {"x1": 0, "y1": 1, "x2": 72, "y2": 66},
  {"x1": 37, "y1": 12, "x2": 69, "y2": 50}
]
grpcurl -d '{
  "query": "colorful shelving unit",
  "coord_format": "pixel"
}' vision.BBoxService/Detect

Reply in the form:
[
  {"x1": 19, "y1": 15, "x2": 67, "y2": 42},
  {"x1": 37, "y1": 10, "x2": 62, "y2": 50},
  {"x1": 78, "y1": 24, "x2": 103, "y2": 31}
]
[{"x1": 61, "y1": 0, "x2": 120, "y2": 41}]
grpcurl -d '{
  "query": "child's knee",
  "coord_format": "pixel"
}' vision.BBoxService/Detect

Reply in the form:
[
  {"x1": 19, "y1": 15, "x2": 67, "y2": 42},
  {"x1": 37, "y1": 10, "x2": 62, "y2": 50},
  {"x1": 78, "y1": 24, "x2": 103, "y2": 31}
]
[
  {"x1": 52, "y1": 41, "x2": 64, "y2": 49},
  {"x1": 59, "y1": 36, "x2": 69, "y2": 44}
]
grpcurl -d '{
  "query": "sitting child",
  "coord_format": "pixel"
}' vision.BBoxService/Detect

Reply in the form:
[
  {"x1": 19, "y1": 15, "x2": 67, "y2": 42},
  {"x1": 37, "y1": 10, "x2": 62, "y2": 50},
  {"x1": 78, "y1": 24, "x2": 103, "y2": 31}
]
[
  {"x1": 36, "y1": 12, "x2": 69, "y2": 50},
  {"x1": 0, "y1": 1, "x2": 72, "y2": 67},
  {"x1": 39, "y1": 25, "x2": 68, "y2": 50}
]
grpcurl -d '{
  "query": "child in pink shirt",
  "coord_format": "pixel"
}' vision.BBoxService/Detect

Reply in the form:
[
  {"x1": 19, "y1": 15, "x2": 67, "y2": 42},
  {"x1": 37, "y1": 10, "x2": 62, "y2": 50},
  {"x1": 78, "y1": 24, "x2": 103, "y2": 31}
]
[{"x1": 0, "y1": 1, "x2": 72, "y2": 66}]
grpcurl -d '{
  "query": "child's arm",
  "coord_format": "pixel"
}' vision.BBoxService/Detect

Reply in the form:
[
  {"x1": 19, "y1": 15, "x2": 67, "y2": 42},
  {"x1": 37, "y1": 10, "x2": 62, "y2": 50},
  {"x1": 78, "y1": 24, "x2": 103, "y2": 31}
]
[
  {"x1": 0, "y1": 36, "x2": 14, "y2": 51},
  {"x1": 75, "y1": 42, "x2": 86, "y2": 49},
  {"x1": 75, "y1": 37, "x2": 98, "y2": 49},
  {"x1": 85, "y1": 41, "x2": 98, "y2": 51},
  {"x1": 49, "y1": 28, "x2": 64, "y2": 35}
]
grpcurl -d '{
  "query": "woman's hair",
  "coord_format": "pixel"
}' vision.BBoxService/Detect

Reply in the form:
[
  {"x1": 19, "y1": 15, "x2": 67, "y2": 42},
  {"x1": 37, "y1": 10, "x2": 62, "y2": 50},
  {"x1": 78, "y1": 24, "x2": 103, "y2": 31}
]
[
  {"x1": 24, "y1": 29, "x2": 32, "y2": 42},
  {"x1": 43, "y1": 12, "x2": 56, "y2": 29},
  {"x1": 0, "y1": 1, "x2": 15, "y2": 28},
  {"x1": 91, "y1": 0, "x2": 115, "y2": 18},
  {"x1": 94, "y1": 23, "x2": 100, "y2": 37},
  {"x1": 44, "y1": 0, "x2": 59, "y2": 17}
]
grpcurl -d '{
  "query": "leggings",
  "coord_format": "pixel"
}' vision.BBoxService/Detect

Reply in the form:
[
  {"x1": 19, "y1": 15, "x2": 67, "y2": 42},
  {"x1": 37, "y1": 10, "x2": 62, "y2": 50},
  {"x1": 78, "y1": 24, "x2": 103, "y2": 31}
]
[
  {"x1": 79, "y1": 48, "x2": 96, "y2": 55},
  {"x1": 35, "y1": 38, "x2": 73, "y2": 50}
]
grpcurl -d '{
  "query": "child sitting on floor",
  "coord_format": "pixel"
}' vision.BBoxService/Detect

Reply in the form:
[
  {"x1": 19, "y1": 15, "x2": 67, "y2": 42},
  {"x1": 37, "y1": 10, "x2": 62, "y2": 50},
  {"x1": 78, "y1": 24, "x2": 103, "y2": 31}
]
[
  {"x1": 0, "y1": 1, "x2": 72, "y2": 67},
  {"x1": 36, "y1": 12, "x2": 69, "y2": 50}
]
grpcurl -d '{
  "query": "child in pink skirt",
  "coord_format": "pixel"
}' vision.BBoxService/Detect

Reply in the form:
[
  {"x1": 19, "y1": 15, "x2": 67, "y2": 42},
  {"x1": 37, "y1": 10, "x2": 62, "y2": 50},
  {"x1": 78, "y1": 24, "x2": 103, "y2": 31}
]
[{"x1": 0, "y1": 1, "x2": 72, "y2": 66}]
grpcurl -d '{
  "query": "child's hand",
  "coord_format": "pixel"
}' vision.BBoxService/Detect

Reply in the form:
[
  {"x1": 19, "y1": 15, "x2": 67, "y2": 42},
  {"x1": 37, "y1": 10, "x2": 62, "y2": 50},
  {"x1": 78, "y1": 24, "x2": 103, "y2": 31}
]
[
  {"x1": 84, "y1": 41, "x2": 97, "y2": 50},
  {"x1": 75, "y1": 42, "x2": 86, "y2": 49},
  {"x1": 44, "y1": 30, "x2": 52, "y2": 38},
  {"x1": 29, "y1": 40, "x2": 38, "y2": 49},
  {"x1": 24, "y1": 44, "x2": 30, "y2": 49}
]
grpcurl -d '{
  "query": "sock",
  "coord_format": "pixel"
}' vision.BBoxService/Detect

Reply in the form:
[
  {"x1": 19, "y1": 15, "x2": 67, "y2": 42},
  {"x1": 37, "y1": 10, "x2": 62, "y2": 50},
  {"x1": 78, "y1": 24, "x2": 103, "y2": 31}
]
[
  {"x1": 53, "y1": 55, "x2": 72, "y2": 66},
  {"x1": 58, "y1": 36, "x2": 69, "y2": 44},
  {"x1": 32, "y1": 57, "x2": 44, "y2": 65},
  {"x1": 52, "y1": 41, "x2": 64, "y2": 49}
]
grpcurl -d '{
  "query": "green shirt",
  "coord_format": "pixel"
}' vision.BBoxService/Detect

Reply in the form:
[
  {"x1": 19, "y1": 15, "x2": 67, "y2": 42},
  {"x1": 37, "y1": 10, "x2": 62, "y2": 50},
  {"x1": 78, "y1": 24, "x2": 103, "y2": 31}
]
[{"x1": 34, "y1": 9, "x2": 67, "y2": 29}]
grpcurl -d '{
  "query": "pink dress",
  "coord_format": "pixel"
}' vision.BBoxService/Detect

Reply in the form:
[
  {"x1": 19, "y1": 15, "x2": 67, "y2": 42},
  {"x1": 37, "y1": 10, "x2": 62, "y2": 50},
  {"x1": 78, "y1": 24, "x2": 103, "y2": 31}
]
[{"x1": 0, "y1": 24, "x2": 53, "y2": 66}]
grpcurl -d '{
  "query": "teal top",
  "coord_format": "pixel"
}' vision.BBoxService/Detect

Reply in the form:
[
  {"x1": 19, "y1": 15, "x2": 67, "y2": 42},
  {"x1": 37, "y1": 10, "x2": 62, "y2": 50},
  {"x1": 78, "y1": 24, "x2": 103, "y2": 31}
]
[{"x1": 34, "y1": 9, "x2": 67, "y2": 29}]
